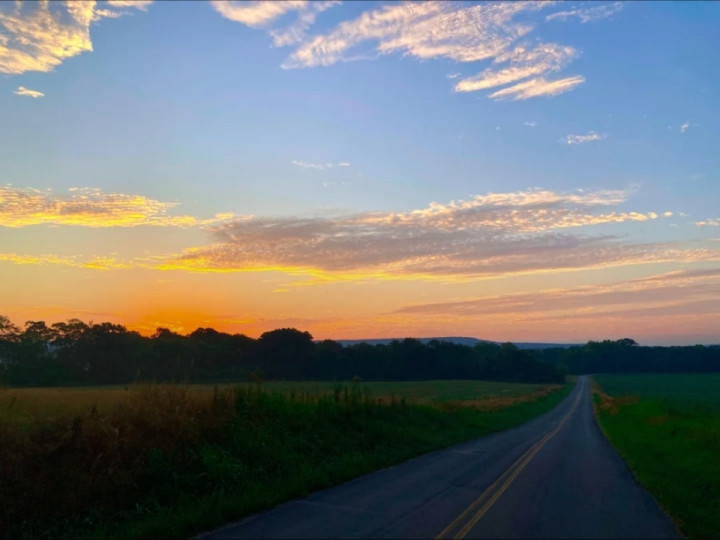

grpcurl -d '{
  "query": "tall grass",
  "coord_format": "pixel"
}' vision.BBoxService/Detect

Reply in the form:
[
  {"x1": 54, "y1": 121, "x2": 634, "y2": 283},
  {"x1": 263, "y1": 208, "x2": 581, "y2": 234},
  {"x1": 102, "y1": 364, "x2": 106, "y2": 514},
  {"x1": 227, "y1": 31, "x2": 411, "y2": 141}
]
[
  {"x1": 593, "y1": 374, "x2": 720, "y2": 538},
  {"x1": 0, "y1": 379, "x2": 559, "y2": 423},
  {"x1": 1, "y1": 381, "x2": 571, "y2": 539}
]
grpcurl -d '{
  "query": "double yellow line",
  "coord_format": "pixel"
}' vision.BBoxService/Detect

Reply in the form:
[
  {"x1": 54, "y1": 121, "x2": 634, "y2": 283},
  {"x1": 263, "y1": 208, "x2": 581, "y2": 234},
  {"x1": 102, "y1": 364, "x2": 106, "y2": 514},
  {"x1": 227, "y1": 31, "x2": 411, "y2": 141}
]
[{"x1": 436, "y1": 383, "x2": 584, "y2": 540}]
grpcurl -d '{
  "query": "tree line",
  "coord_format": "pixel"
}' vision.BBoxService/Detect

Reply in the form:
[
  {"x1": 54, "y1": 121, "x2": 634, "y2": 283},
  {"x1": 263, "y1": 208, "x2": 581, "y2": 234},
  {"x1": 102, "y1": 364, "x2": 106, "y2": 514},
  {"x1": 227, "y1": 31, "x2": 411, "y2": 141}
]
[
  {"x1": 0, "y1": 316, "x2": 564, "y2": 386},
  {"x1": 537, "y1": 338, "x2": 720, "y2": 374},
  {"x1": 1, "y1": 316, "x2": 718, "y2": 387}
]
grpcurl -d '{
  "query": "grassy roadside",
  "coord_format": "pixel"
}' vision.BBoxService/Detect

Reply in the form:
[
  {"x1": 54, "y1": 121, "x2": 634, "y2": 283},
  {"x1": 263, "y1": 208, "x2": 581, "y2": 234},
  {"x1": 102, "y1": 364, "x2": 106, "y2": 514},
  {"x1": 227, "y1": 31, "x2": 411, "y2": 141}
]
[
  {"x1": 1, "y1": 380, "x2": 572, "y2": 540},
  {"x1": 592, "y1": 374, "x2": 720, "y2": 539},
  {"x1": 0, "y1": 379, "x2": 559, "y2": 423}
]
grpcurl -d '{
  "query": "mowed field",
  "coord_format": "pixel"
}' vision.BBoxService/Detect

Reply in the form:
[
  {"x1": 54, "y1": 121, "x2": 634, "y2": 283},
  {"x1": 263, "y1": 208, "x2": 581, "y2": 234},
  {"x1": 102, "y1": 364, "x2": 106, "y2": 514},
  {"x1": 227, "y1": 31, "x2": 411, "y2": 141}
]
[
  {"x1": 0, "y1": 379, "x2": 569, "y2": 539},
  {"x1": 593, "y1": 373, "x2": 720, "y2": 539},
  {"x1": 0, "y1": 379, "x2": 558, "y2": 424}
]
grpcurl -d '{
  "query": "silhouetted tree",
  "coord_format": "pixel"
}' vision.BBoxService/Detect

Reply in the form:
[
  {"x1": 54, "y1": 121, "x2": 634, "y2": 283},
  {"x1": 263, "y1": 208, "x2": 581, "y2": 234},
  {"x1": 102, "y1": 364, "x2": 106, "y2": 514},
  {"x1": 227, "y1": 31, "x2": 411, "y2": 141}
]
[{"x1": 257, "y1": 328, "x2": 315, "y2": 378}]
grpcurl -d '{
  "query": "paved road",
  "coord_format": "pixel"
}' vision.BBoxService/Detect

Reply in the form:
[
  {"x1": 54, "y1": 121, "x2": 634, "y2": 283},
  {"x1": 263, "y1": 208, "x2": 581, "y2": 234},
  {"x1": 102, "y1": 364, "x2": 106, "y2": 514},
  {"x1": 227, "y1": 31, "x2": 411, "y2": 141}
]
[{"x1": 199, "y1": 376, "x2": 680, "y2": 539}]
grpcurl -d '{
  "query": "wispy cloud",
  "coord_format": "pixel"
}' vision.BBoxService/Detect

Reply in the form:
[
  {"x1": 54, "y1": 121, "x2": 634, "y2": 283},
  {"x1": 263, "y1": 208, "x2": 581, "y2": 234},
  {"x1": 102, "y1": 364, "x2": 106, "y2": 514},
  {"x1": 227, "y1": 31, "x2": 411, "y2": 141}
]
[
  {"x1": 546, "y1": 2, "x2": 623, "y2": 24},
  {"x1": 524, "y1": 121, "x2": 538, "y2": 127},
  {"x1": 697, "y1": 218, "x2": 720, "y2": 227},
  {"x1": 0, "y1": 1, "x2": 151, "y2": 75},
  {"x1": 680, "y1": 121, "x2": 691, "y2": 134},
  {"x1": 106, "y1": 0, "x2": 154, "y2": 10},
  {"x1": 0, "y1": 186, "x2": 234, "y2": 228},
  {"x1": 0, "y1": 252, "x2": 132, "y2": 270},
  {"x1": 13, "y1": 85, "x2": 44, "y2": 98},
  {"x1": 396, "y1": 274, "x2": 720, "y2": 317},
  {"x1": 269, "y1": 1, "x2": 339, "y2": 47},
  {"x1": 292, "y1": 160, "x2": 350, "y2": 170},
  {"x1": 562, "y1": 131, "x2": 605, "y2": 145},
  {"x1": 392, "y1": 267, "x2": 720, "y2": 335},
  {"x1": 282, "y1": 2, "x2": 541, "y2": 69},
  {"x1": 454, "y1": 43, "x2": 579, "y2": 94},
  {"x1": 211, "y1": 1, "x2": 308, "y2": 27},
  {"x1": 489, "y1": 75, "x2": 586, "y2": 100},
  {"x1": 159, "y1": 187, "x2": 698, "y2": 280},
  {"x1": 211, "y1": 0, "x2": 339, "y2": 47},
  {"x1": 213, "y1": 1, "x2": 621, "y2": 101}
]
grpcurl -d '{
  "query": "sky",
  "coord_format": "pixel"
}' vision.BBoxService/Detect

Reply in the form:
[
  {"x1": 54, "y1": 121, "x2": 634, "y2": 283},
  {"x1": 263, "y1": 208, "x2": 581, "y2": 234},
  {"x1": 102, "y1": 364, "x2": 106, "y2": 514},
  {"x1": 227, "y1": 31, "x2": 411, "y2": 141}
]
[{"x1": 1, "y1": 0, "x2": 719, "y2": 345}]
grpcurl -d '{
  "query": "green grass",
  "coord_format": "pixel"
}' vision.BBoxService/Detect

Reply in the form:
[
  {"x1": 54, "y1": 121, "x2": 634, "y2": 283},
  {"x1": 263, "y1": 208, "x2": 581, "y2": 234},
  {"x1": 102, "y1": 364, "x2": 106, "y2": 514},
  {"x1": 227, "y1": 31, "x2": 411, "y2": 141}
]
[
  {"x1": 593, "y1": 373, "x2": 720, "y2": 539},
  {"x1": 0, "y1": 379, "x2": 558, "y2": 424},
  {"x1": 593, "y1": 373, "x2": 720, "y2": 409},
  {"x1": 0, "y1": 380, "x2": 572, "y2": 540},
  {"x1": 235, "y1": 379, "x2": 557, "y2": 403}
]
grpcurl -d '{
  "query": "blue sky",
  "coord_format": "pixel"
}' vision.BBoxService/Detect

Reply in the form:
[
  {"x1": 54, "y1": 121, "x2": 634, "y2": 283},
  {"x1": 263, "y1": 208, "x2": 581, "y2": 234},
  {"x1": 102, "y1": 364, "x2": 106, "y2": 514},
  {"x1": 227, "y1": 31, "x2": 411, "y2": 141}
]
[{"x1": 1, "y1": 1, "x2": 720, "y2": 344}]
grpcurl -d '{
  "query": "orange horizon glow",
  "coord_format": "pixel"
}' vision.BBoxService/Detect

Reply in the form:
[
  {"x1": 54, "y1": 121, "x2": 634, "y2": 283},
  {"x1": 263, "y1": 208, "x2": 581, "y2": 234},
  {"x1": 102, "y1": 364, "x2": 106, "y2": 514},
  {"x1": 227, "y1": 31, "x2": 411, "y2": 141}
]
[{"x1": 3, "y1": 259, "x2": 719, "y2": 346}]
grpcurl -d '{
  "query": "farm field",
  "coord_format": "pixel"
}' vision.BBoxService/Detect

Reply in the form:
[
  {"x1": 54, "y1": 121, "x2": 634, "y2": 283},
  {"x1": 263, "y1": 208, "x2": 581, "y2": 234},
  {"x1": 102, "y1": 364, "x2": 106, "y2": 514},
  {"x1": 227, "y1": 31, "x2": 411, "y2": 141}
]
[
  {"x1": 593, "y1": 373, "x2": 720, "y2": 539},
  {"x1": 0, "y1": 379, "x2": 559, "y2": 424},
  {"x1": 0, "y1": 379, "x2": 570, "y2": 539}
]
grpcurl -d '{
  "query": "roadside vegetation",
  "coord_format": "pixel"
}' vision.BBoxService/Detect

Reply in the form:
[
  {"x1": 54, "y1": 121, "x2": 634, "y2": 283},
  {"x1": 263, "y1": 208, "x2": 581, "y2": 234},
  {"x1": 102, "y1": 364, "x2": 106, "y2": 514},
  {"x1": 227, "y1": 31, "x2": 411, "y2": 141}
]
[
  {"x1": 0, "y1": 380, "x2": 571, "y2": 539},
  {"x1": 593, "y1": 373, "x2": 720, "y2": 539},
  {"x1": 0, "y1": 379, "x2": 558, "y2": 423}
]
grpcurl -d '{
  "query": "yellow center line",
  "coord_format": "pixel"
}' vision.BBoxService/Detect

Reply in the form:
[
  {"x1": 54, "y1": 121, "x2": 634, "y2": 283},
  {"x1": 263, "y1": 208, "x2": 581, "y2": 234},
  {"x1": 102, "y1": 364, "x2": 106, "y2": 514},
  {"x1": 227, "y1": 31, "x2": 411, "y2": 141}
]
[{"x1": 436, "y1": 382, "x2": 585, "y2": 540}]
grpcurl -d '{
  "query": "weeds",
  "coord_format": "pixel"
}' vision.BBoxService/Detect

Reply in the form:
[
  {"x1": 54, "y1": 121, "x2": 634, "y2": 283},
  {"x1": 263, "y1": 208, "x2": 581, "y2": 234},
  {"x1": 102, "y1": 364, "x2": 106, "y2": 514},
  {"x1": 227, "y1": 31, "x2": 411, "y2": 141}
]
[{"x1": 0, "y1": 381, "x2": 571, "y2": 539}]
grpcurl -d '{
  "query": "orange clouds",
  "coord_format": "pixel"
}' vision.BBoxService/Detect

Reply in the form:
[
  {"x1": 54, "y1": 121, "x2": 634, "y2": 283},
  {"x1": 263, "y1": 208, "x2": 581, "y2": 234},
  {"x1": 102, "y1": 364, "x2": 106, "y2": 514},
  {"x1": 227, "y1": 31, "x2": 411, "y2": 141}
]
[
  {"x1": 166, "y1": 187, "x2": 694, "y2": 279},
  {"x1": 0, "y1": 186, "x2": 715, "y2": 285},
  {"x1": 0, "y1": 186, "x2": 233, "y2": 228},
  {"x1": 0, "y1": 252, "x2": 131, "y2": 270}
]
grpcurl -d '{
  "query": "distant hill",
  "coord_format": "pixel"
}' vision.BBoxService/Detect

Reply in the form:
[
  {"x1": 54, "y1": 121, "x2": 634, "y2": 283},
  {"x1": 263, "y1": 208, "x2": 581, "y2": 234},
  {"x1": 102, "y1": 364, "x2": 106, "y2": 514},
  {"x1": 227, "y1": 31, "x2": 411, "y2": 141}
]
[
  {"x1": 511, "y1": 342, "x2": 579, "y2": 350},
  {"x1": 333, "y1": 337, "x2": 578, "y2": 350}
]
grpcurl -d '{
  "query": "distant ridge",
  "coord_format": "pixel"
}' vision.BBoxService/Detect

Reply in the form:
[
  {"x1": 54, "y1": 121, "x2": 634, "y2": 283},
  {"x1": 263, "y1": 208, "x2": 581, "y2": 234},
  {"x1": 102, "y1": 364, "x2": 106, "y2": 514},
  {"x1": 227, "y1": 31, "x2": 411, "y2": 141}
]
[{"x1": 333, "y1": 337, "x2": 578, "y2": 350}]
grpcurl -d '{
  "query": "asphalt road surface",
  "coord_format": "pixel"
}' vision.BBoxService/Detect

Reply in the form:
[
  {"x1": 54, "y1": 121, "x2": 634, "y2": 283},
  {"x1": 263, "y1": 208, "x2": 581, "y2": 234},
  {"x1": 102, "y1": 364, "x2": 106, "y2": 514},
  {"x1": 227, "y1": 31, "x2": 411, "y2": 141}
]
[{"x1": 199, "y1": 376, "x2": 681, "y2": 539}]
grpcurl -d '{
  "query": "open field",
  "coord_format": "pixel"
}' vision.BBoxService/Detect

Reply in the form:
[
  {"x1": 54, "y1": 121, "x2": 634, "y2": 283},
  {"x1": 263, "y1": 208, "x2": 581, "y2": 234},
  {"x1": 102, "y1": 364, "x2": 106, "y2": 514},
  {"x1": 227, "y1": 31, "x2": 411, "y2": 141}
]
[
  {"x1": 0, "y1": 379, "x2": 559, "y2": 424},
  {"x1": 593, "y1": 373, "x2": 720, "y2": 539},
  {"x1": 0, "y1": 379, "x2": 571, "y2": 539},
  {"x1": 594, "y1": 373, "x2": 720, "y2": 408}
]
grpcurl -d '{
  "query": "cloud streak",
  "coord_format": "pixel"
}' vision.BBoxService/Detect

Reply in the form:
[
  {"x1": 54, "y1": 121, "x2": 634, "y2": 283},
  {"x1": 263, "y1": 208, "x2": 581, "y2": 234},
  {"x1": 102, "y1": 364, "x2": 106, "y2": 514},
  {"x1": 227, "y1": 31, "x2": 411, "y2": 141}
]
[
  {"x1": 13, "y1": 85, "x2": 44, "y2": 98},
  {"x1": 697, "y1": 218, "x2": 720, "y2": 227},
  {"x1": 269, "y1": 1, "x2": 339, "y2": 47},
  {"x1": 282, "y1": 2, "x2": 544, "y2": 69},
  {"x1": 489, "y1": 75, "x2": 585, "y2": 101},
  {"x1": 391, "y1": 268, "x2": 720, "y2": 342},
  {"x1": 563, "y1": 131, "x2": 605, "y2": 145},
  {"x1": 0, "y1": 252, "x2": 132, "y2": 270},
  {"x1": 292, "y1": 160, "x2": 350, "y2": 170},
  {"x1": 211, "y1": 0, "x2": 338, "y2": 47},
  {"x1": 210, "y1": 1, "x2": 309, "y2": 28},
  {"x1": 454, "y1": 43, "x2": 579, "y2": 94},
  {"x1": 546, "y1": 2, "x2": 623, "y2": 24},
  {"x1": 0, "y1": 186, "x2": 233, "y2": 228}
]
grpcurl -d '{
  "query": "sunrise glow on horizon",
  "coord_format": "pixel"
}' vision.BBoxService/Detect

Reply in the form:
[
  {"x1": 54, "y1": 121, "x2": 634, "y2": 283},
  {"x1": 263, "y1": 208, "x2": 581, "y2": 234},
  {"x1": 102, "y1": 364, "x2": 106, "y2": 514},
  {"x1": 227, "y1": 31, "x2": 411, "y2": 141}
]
[{"x1": 1, "y1": 0, "x2": 720, "y2": 345}]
